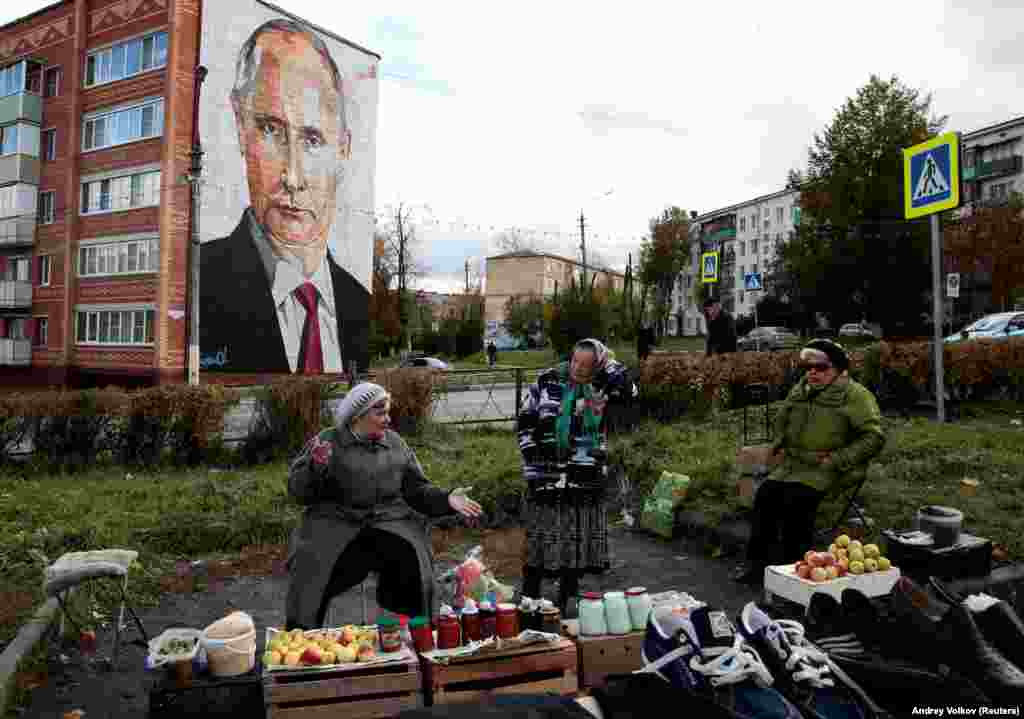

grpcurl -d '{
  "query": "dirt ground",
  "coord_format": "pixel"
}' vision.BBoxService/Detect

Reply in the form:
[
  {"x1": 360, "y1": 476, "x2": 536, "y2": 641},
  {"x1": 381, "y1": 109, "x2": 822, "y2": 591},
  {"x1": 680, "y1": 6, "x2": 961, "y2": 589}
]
[{"x1": 12, "y1": 526, "x2": 763, "y2": 719}]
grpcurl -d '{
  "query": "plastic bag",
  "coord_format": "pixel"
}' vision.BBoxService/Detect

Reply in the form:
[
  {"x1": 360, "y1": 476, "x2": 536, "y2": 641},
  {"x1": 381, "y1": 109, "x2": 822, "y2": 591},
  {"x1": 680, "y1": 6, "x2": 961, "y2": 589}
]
[
  {"x1": 640, "y1": 471, "x2": 691, "y2": 540},
  {"x1": 440, "y1": 546, "x2": 515, "y2": 608},
  {"x1": 146, "y1": 628, "x2": 202, "y2": 668}
]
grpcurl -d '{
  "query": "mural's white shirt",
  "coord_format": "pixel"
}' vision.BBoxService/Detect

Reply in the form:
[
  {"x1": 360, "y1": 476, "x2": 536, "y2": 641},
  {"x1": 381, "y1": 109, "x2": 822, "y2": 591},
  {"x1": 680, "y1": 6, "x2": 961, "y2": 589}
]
[{"x1": 247, "y1": 210, "x2": 342, "y2": 373}]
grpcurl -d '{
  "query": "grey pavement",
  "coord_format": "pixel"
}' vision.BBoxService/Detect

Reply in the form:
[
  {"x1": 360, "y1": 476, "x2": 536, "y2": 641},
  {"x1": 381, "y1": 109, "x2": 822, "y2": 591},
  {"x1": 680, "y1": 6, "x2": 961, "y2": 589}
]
[{"x1": 15, "y1": 526, "x2": 761, "y2": 719}]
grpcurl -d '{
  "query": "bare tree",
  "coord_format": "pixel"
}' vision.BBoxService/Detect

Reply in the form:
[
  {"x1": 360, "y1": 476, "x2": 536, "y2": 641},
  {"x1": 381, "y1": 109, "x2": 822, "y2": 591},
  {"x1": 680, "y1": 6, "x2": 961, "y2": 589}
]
[
  {"x1": 491, "y1": 229, "x2": 543, "y2": 255},
  {"x1": 380, "y1": 203, "x2": 429, "y2": 348}
]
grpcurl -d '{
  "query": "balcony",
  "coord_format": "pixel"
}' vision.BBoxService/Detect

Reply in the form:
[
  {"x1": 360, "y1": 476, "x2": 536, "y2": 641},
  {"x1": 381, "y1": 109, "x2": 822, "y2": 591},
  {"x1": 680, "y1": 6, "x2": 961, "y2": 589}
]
[
  {"x1": 0, "y1": 280, "x2": 32, "y2": 308},
  {"x1": 0, "y1": 337, "x2": 31, "y2": 365},
  {"x1": 0, "y1": 91, "x2": 42, "y2": 126},
  {"x1": 0, "y1": 154, "x2": 40, "y2": 185},
  {"x1": 963, "y1": 155, "x2": 1022, "y2": 181},
  {"x1": 0, "y1": 216, "x2": 35, "y2": 247}
]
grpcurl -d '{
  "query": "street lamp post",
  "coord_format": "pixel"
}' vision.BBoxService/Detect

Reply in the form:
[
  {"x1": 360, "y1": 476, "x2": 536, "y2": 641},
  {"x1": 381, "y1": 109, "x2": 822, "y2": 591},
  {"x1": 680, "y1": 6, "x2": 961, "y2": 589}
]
[{"x1": 186, "y1": 65, "x2": 208, "y2": 386}]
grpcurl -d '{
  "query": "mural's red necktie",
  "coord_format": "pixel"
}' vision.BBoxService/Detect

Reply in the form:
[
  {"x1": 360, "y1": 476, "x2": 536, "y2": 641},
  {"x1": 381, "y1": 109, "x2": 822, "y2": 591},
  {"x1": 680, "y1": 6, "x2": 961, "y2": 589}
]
[{"x1": 293, "y1": 282, "x2": 323, "y2": 374}]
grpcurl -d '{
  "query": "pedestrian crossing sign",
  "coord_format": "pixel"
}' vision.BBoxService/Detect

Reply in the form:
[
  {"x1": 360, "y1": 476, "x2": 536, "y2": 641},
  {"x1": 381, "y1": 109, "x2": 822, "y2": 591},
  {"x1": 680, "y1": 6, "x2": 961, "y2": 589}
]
[{"x1": 903, "y1": 132, "x2": 960, "y2": 219}]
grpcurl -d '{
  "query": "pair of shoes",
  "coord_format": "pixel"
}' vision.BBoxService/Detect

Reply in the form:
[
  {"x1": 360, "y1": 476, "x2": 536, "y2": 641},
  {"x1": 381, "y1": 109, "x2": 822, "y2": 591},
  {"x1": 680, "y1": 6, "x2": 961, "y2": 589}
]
[
  {"x1": 638, "y1": 604, "x2": 802, "y2": 718},
  {"x1": 889, "y1": 576, "x2": 1024, "y2": 705},
  {"x1": 930, "y1": 576, "x2": 1024, "y2": 672},
  {"x1": 737, "y1": 602, "x2": 875, "y2": 719},
  {"x1": 732, "y1": 565, "x2": 765, "y2": 586}
]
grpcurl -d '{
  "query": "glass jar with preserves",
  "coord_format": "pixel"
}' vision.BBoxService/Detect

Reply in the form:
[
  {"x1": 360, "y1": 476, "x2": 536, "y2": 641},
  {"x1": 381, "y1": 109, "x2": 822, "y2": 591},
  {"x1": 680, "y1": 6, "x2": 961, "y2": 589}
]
[
  {"x1": 479, "y1": 601, "x2": 497, "y2": 639},
  {"x1": 410, "y1": 616, "x2": 434, "y2": 653},
  {"x1": 625, "y1": 587, "x2": 652, "y2": 631},
  {"x1": 461, "y1": 600, "x2": 481, "y2": 642},
  {"x1": 539, "y1": 601, "x2": 562, "y2": 635},
  {"x1": 496, "y1": 603, "x2": 519, "y2": 638},
  {"x1": 436, "y1": 613, "x2": 461, "y2": 650},
  {"x1": 578, "y1": 592, "x2": 607, "y2": 636},
  {"x1": 377, "y1": 615, "x2": 402, "y2": 653},
  {"x1": 604, "y1": 591, "x2": 632, "y2": 635}
]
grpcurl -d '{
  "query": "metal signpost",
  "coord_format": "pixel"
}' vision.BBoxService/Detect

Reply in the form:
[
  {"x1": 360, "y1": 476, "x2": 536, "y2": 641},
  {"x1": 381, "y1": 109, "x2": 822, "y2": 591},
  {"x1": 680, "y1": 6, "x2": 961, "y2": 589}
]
[
  {"x1": 745, "y1": 272, "x2": 763, "y2": 327},
  {"x1": 903, "y1": 131, "x2": 962, "y2": 423}
]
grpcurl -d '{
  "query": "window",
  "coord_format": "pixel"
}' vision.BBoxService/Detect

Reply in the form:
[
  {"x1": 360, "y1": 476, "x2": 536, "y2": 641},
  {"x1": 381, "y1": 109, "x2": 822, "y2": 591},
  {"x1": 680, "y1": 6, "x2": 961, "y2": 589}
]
[
  {"x1": 78, "y1": 237, "x2": 159, "y2": 277},
  {"x1": 43, "y1": 67, "x2": 60, "y2": 98},
  {"x1": 37, "y1": 191, "x2": 55, "y2": 224},
  {"x1": 764, "y1": 217, "x2": 770, "y2": 230},
  {"x1": 0, "y1": 184, "x2": 36, "y2": 219},
  {"x1": 82, "y1": 98, "x2": 164, "y2": 151},
  {"x1": 39, "y1": 255, "x2": 51, "y2": 286},
  {"x1": 739, "y1": 241, "x2": 745, "y2": 256},
  {"x1": 81, "y1": 170, "x2": 159, "y2": 214},
  {"x1": 776, "y1": 207, "x2": 784, "y2": 223},
  {"x1": 739, "y1": 291, "x2": 745, "y2": 305},
  {"x1": 752, "y1": 263, "x2": 758, "y2": 274},
  {"x1": 739, "y1": 217, "x2": 746, "y2": 232},
  {"x1": 42, "y1": 128, "x2": 56, "y2": 161},
  {"x1": 739, "y1": 264, "x2": 745, "y2": 277},
  {"x1": 750, "y1": 213, "x2": 756, "y2": 228},
  {"x1": 34, "y1": 317, "x2": 47, "y2": 346},
  {"x1": 85, "y1": 31, "x2": 168, "y2": 87},
  {"x1": 0, "y1": 125, "x2": 17, "y2": 155},
  {"x1": 0, "y1": 62, "x2": 26, "y2": 97},
  {"x1": 0, "y1": 257, "x2": 30, "y2": 281},
  {"x1": 990, "y1": 183, "x2": 1010, "y2": 202},
  {"x1": 751, "y1": 238, "x2": 759, "y2": 254},
  {"x1": 75, "y1": 307, "x2": 155, "y2": 345}
]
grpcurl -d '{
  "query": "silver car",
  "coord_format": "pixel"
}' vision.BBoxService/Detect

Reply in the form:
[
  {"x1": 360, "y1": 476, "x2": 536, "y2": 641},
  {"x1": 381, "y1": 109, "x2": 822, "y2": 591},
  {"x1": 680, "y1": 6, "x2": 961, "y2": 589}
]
[{"x1": 737, "y1": 326, "x2": 801, "y2": 352}]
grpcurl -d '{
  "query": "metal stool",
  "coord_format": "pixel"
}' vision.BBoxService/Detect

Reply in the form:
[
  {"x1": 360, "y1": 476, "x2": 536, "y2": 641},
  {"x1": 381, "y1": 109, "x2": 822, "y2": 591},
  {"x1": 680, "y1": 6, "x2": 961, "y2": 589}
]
[{"x1": 44, "y1": 549, "x2": 149, "y2": 666}]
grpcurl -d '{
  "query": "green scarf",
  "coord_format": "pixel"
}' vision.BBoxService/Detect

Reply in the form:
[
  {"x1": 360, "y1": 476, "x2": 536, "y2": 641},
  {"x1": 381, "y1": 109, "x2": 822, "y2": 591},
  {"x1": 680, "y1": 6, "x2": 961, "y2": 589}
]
[{"x1": 555, "y1": 377, "x2": 603, "y2": 456}]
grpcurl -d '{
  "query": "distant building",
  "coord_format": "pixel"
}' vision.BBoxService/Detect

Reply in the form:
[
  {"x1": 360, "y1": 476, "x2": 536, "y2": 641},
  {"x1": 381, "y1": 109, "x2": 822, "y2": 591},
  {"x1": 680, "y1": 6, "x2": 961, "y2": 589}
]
[
  {"x1": 483, "y1": 250, "x2": 626, "y2": 331},
  {"x1": 960, "y1": 115, "x2": 1023, "y2": 211}
]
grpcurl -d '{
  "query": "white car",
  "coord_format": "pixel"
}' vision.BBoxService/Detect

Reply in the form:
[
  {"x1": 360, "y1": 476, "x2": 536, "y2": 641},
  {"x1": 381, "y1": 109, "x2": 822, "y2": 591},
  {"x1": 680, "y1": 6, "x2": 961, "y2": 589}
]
[
  {"x1": 838, "y1": 323, "x2": 883, "y2": 339},
  {"x1": 945, "y1": 312, "x2": 1024, "y2": 343}
]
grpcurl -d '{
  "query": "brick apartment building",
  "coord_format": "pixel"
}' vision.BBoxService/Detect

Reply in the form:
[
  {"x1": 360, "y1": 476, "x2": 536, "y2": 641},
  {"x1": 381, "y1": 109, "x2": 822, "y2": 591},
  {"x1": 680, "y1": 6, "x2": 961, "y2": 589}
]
[{"x1": 0, "y1": 0, "x2": 199, "y2": 386}]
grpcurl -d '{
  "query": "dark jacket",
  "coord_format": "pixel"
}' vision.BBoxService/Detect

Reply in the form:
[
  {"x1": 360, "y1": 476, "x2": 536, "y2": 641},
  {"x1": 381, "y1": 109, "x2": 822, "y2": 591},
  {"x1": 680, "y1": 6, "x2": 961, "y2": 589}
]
[
  {"x1": 285, "y1": 426, "x2": 454, "y2": 627},
  {"x1": 199, "y1": 212, "x2": 371, "y2": 374},
  {"x1": 705, "y1": 311, "x2": 737, "y2": 355},
  {"x1": 770, "y1": 374, "x2": 886, "y2": 493}
]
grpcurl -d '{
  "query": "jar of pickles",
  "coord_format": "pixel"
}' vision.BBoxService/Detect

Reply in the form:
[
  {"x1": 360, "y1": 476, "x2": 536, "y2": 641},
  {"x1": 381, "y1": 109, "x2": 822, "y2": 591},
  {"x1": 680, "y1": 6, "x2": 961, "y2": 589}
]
[
  {"x1": 604, "y1": 592, "x2": 632, "y2": 635},
  {"x1": 578, "y1": 592, "x2": 607, "y2": 636},
  {"x1": 625, "y1": 587, "x2": 652, "y2": 631}
]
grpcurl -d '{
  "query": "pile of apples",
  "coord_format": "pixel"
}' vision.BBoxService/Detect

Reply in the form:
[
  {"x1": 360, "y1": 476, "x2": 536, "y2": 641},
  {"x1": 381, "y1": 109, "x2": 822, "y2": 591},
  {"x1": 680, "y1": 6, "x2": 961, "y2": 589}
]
[
  {"x1": 264, "y1": 625, "x2": 378, "y2": 667},
  {"x1": 794, "y1": 534, "x2": 893, "y2": 582}
]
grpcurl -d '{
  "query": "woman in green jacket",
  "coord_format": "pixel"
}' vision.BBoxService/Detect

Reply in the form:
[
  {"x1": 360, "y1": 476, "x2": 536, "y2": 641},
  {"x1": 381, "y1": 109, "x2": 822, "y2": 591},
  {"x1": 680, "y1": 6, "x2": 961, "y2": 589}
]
[{"x1": 735, "y1": 339, "x2": 885, "y2": 586}]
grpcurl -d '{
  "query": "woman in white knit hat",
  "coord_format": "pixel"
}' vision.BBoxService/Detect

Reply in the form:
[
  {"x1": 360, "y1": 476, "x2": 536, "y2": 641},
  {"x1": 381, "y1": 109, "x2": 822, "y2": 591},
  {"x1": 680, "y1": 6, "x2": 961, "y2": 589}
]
[{"x1": 285, "y1": 382, "x2": 482, "y2": 629}]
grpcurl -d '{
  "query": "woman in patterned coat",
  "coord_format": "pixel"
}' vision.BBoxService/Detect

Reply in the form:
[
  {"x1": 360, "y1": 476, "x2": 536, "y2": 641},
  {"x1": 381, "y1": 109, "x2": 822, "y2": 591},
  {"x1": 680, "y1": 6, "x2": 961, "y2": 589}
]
[{"x1": 517, "y1": 338, "x2": 637, "y2": 611}]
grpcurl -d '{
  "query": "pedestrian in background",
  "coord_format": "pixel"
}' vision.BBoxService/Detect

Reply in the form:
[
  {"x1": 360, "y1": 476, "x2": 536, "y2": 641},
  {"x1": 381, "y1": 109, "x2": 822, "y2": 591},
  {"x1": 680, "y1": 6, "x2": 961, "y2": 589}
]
[
  {"x1": 703, "y1": 297, "x2": 737, "y2": 355},
  {"x1": 486, "y1": 341, "x2": 498, "y2": 367},
  {"x1": 637, "y1": 325, "x2": 653, "y2": 362},
  {"x1": 516, "y1": 338, "x2": 637, "y2": 612}
]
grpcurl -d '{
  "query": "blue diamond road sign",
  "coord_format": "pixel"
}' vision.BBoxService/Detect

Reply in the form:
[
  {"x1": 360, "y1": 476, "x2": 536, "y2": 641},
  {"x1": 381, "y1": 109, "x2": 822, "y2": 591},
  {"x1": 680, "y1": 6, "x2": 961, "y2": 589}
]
[{"x1": 903, "y1": 132, "x2": 961, "y2": 219}]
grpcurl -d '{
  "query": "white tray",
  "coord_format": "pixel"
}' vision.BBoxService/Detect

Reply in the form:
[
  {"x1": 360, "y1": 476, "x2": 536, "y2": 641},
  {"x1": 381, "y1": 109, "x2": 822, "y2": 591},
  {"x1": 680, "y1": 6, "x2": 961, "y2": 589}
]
[{"x1": 763, "y1": 563, "x2": 901, "y2": 608}]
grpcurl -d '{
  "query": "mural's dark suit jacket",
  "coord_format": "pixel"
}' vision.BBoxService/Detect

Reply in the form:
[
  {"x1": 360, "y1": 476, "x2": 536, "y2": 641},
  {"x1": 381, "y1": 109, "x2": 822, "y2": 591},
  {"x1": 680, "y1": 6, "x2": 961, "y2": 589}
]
[{"x1": 200, "y1": 213, "x2": 370, "y2": 374}]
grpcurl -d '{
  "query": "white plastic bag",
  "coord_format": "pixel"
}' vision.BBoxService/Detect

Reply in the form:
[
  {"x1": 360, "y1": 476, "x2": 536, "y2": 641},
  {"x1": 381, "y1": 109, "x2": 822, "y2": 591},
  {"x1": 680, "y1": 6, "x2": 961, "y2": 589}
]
[{"x1": 147, "y1": 628, "x2": 202, "y2": 668}]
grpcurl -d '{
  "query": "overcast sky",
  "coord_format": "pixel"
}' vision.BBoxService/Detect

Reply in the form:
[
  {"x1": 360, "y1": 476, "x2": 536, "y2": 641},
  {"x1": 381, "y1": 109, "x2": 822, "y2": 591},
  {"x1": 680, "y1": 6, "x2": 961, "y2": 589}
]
[{"x1": 5, "y1": 0, "x2": 1022, "y2": 292}]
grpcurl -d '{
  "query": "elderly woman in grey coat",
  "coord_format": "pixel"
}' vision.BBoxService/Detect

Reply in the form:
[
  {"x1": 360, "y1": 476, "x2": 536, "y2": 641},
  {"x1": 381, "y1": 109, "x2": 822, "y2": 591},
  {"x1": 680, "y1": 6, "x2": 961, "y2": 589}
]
[{"x1": 286, "y1": 382, "x2": 483, "y2": 629}]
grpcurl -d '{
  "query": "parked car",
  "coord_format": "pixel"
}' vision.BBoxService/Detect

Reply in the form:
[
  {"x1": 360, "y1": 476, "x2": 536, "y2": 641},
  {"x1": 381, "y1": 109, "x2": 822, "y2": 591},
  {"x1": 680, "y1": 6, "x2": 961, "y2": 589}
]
[
  {"x1": 400, "y1": 356, "x2": 450, "y2": 369},
  {"x1": 839, "y1": 322, "x2": 883, "y2": 340},
  {"x1": 944, "y1": 312, "x2": 1024, "y2": 343},
  {"x1": 737, "y1": 326, "x2": 801, "y2": 352}
]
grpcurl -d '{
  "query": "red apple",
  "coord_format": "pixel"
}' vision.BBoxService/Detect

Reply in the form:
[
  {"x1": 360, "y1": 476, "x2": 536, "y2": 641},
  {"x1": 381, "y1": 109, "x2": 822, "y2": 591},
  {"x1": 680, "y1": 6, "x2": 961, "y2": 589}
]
[
  {"x1": 300, "y1": 646, "x2": 323, "y2": 666},
  {"x1": 807, "y1": 553, "x2": 824, "y2": 568},
  {"x1": 820, "y1": 553, "x2": 836, "y2": 567},
  {"x1": 796, "y1": 564, "x2": 812, "y2": 579}
]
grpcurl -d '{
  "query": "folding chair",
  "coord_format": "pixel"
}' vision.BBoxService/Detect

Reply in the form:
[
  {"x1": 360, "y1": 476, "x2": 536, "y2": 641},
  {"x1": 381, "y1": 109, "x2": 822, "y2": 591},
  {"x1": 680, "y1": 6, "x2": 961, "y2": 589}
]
[
  {"x1": 44, "y1": 549, "x2": 149, "y2": 666},
  {"x1": 817, "y1": 471, "x2": 871, "y2": 541}
]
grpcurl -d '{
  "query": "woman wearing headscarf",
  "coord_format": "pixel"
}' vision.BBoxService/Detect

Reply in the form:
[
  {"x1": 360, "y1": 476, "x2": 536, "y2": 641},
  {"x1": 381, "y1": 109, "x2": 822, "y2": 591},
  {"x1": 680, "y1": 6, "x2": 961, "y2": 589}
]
[
  {"x1": 517, "y1": 338, "x2": 638, "y2": 611},
  {"x1": 734, "y1": 338, "x2": 886, "y2": 586},
  {"x1": 285, "y1": 382, "x2": 483, "y2": 629}
]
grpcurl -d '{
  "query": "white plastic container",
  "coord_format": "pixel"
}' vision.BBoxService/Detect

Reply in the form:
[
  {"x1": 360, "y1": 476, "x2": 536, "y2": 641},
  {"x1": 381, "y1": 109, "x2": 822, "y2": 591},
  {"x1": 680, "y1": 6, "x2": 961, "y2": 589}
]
[
  {"x1": 763, "y1": 564, "x2": 901, "y2": 608},
  {"x1": 201, "y1": 611, "x2": 256, "y2": 677}
]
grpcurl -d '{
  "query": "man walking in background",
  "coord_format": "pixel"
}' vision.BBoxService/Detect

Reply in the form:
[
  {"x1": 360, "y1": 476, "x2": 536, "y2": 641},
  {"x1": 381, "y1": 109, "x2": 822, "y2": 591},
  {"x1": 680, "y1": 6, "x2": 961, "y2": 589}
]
[{"x1": 703, "y1": 297, "x2": 737, "y2": 356}]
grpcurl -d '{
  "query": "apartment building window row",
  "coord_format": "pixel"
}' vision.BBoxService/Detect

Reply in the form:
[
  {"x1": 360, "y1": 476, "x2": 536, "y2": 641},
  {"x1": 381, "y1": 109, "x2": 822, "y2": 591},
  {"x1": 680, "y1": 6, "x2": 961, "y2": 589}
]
[
  {"x1": 37, "y1": 191, "x2": 55, "y2": 224},
  {"x1": 85, "y1": 31, "x2": 169, "y2": 88},
  {"x1": 81, "y1": 170, "x2": 160, "y2": 214},
  {"x1": 82, "y1": 98, "x2": 164, "y2": 152},
  {"x1": 79, "y1": 237, "x2": 159, "y2": 277},
  {"x1": 76, "y1": 307, "x2": 155, "y2": 346},
  {"x1": 0, "y1": 123, "x2": 39, "y2": 157}
]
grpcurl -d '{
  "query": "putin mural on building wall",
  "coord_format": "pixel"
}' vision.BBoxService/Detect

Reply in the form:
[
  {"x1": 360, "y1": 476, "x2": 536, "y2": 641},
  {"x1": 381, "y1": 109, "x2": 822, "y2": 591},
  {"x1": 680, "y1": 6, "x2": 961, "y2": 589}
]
[{"x1": 198, "y1": 2, "x2": 377, "y2": 374}]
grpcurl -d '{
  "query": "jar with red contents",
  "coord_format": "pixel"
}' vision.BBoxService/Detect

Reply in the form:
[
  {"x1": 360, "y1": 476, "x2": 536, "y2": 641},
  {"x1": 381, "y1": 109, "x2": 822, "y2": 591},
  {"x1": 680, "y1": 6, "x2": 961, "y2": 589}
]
[
  {"x1": 479, "y1": 601, "x2": 497, "y2": 639},
  {"x1": 461, "y1": 603, "x2": 482, "y2": 642},
  {"x1": 436, "y1": 614, "x2": 461, "y2": 650},
  {"x1": 410, "y1": 616, "x2": 434, "y2": 653},
  {"x1": 496, "y1": 603, "x2": 519, "y2": 639}
]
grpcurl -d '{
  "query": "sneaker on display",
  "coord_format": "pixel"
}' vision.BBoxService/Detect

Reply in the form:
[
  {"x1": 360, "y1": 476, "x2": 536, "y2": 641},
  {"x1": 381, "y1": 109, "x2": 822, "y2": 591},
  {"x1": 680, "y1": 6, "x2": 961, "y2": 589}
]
[
  {"x1": 738, "y1": 602, "x2": 876, "y2": 719},
  {"x1": 805, "y1": 593, "x2": 866, "y2": 660},
  {"x1": 637, "y1": 604, "x2": 801, "y2": 719}
]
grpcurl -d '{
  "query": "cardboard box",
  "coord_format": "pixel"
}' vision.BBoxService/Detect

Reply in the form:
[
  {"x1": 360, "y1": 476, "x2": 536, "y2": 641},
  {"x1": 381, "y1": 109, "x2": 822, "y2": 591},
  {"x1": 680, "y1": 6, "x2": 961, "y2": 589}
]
[{"x1": 575, "y1": 632, "x2": 645, "y2": 688}]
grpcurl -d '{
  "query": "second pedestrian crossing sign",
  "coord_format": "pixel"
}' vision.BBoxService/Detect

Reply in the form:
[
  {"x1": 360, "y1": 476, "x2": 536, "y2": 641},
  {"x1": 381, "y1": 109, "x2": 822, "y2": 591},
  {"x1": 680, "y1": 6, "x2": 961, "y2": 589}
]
[{"x1": 903, "y1": 132, "x2": 961, "y2": 219}]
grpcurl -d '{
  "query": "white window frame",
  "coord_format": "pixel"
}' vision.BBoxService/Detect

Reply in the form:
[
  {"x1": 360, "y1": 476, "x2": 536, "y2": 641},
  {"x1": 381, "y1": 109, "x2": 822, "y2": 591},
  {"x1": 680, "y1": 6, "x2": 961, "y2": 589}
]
[
  {"x1": 78, "y1": 234, "x2": 159, "y2": 278},
  {"x1": 41, "y1": 127, "x2": 56, "y2": 161},
  {"x1": 37, "y1": 191, "x2": 55, "y2": 224},
  {"x1": 80, "y1": 167, "x2": 160, "y2": 215},
  {"x1": 33, "y1": 316, "x2": 47, "y2": 346},
  {"x1": 39, "y1": 255, "x2": 51, "y2": 286},
  {"x1": 43, "y1": 66, "x2": 61, "y2": 98},
  {"x1": 74, "y1": 304, "x2": 156, "y2": 346},
  {"x1": 81, "y1": 97, "x2": 164, "y2": 153},
  {"x1": 84, "y1": 30, "x2": 169, "y2": 89}
]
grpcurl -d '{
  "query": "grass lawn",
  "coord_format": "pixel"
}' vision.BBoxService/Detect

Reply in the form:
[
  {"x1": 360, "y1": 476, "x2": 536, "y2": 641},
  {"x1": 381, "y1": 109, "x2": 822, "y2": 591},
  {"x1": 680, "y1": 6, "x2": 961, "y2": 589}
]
[{"x1": 2, "y1": 399, "x2": 1021, "y2": 649}]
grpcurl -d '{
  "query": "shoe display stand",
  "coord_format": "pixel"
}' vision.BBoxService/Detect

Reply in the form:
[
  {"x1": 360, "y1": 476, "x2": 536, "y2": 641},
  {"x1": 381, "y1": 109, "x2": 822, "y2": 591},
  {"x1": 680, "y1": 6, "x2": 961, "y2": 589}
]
[
  {"x1": 263, "y1": 650, "x2": 422, "y2": 718},
  {"x1": 420, "y1": 638, "x2": 578, "y2": 706},
  {"x1": 762, "y1": 564, "x2": 901, "y2": 609},
  {"x1": 575, "y1": 631, "x2": 645, "y2": 688}
]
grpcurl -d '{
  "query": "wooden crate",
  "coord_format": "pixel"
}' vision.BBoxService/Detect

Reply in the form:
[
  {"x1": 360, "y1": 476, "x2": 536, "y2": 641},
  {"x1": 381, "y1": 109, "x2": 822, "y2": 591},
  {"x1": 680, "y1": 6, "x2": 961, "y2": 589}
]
[
  {"x1": 575, "y1": 632, "x2": 645, "y2": 688},
  {"x1": 421, "y1": 639, "x2": 578, "y2": 706},
  {"x1": 263, "y1": 653, "x2": 421, "y2": 718}
]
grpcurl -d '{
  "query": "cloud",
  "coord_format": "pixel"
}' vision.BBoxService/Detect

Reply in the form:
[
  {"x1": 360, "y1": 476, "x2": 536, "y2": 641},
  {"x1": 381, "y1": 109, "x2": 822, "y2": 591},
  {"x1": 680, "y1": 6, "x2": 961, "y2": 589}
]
[{"x1": 578, "y1": 104, "x2": 688, "y2": 138}]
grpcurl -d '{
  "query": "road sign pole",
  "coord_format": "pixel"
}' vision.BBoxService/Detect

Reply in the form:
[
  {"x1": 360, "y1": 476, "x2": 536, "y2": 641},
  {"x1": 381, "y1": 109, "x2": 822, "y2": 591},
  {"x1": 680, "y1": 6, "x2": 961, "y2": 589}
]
[{"x1": 931, "y1": 213, "x2": 945, "y2": 423}]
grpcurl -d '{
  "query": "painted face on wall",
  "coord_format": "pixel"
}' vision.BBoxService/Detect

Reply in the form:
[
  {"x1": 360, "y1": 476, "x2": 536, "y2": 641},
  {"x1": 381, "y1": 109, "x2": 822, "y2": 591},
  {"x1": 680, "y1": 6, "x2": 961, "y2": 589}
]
[{"x1": 233, "y1": 30, "x2": 350, "y2": 273}]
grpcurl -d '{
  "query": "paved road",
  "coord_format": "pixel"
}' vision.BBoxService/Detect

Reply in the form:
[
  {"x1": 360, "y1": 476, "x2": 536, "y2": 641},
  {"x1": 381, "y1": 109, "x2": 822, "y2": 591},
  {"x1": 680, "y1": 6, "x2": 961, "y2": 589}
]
[{"x1": 223, "y1": 387, "x2": 519, "y2": 441}]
